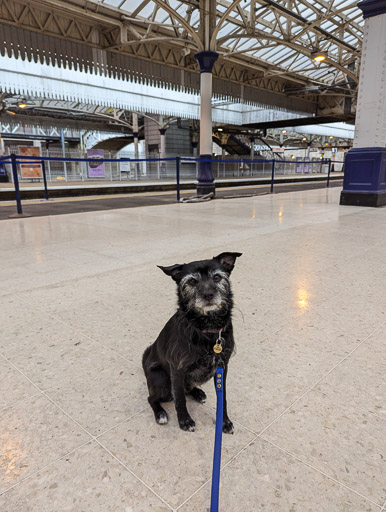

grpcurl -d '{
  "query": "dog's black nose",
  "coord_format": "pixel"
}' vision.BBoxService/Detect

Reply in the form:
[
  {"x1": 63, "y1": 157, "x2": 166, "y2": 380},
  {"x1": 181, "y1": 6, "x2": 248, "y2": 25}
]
[{"x1": 203, "y1": 291, "x2": 214, "y2": 301}]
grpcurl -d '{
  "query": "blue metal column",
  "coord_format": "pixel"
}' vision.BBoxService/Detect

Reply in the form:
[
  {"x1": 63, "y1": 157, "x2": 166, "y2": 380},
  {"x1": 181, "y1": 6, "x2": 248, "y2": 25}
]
[
  {"x1": 10, "y1": 153, "x2": 22, "y2": 215},
  {"x1": 195, "y1": 51, "x2": 219, "y2": 196},
  {"x1": 192, "y1": 140, "x2": 199, "y2": 178},
  {"x1": 132, "y1": 112, "x2": 140, "y2": 180},
  {"x1": 340, "y1": 0, "x2": 386, "y2": 207},
  {"x1": 133, "y1": 132, "x2": 139, "y2": 180}
]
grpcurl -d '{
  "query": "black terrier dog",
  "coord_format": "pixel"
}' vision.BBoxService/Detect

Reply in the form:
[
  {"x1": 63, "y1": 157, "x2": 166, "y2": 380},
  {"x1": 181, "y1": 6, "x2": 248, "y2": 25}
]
[{"x1": 142, "y1": 252, "x2": 241, "y2": 433}]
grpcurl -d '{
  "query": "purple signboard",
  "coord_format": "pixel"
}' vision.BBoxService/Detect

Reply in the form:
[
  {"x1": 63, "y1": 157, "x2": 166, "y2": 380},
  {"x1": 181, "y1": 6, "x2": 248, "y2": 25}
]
[{"x1": 87, "y1": 149, "x2": 105, "y2": 177}]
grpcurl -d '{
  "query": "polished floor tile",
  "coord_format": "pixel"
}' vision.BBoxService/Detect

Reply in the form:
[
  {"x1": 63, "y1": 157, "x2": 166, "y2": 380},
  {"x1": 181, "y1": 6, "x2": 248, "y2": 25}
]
[
  {"x1": 179, "y1": 437, "x2": 380, "y2": 512},
  {"x1": 45, "y1": 361, "x2": 146, "y2": 436},
  {"x1": 263, "y1": 390, "x2": 386, "y2": 506},
  {"x1": 203, "y1": 350, "x2": 307, "y2": 434},
  {"x1": 0, "y1": 358, "x2": 39, "y2": 411},
  {"x1": 99, "y1": 406, "x2": 255, "y2": 509},
  {"x1": 315, "y1": 337, "x2": 386, "y2": 420},
  {"x1": 0, "y1": 395, "x2": 90, "y2": 494},
  {"x1": 0, "y1": 442, "x2": 171, "y2": 512}
]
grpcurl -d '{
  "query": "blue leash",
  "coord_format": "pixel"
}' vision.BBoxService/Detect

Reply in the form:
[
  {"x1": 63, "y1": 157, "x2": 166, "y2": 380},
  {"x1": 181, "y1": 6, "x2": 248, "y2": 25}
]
[{"x1": 210, "y1": 367, "x2": 224, "y2": 512}]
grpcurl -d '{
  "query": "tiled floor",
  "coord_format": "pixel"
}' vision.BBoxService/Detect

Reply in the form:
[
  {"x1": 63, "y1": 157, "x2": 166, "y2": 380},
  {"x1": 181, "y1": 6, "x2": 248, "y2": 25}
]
[{"x1": 0, "y1": 187, "x2": 385, "y2": 511}]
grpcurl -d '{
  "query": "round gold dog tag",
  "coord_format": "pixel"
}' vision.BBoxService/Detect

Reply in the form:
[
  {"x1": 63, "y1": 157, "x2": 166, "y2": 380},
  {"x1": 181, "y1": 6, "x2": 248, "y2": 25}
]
[{"x1": 213, "y1": 344, "x2": 223, "y2": 354}]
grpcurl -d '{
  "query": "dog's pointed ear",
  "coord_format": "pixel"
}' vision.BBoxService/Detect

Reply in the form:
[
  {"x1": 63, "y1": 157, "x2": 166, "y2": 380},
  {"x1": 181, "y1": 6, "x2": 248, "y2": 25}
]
[
  {"x1": 213, "y1": 252, "x2": 242, "y2": 274},
  {"x1": 157, "y1": 264, "x2": 184, "y2": 282}
]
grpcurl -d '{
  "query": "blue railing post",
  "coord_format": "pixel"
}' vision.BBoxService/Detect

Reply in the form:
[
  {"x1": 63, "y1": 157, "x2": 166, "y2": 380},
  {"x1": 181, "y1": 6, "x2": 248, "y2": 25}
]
[
  {"x1": 326, "y1": 159, "x2": 332, "y2": 188},
  {"x1": 176, "y1": 156, "x2": 181, "y2": 201},
  {"x1": 270, "y1": 159, "x2": 276, "y2": 193},
  {"x1": 10, "y1": 153, "x2": 23, "y2": 215},
  {"x1": 41, "y1": 160, "x2": 49, "y2": 201}
]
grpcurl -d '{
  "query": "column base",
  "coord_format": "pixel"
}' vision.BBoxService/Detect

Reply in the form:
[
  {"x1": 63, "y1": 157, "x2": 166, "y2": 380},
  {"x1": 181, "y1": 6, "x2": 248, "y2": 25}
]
[
  {"x1": 8, "y1": 212, "x2": 31, "y2": 218},
  {"x1": 196, "y1": 183, "x2": 216, "y2": 197},
  {"x1": 197, "y1": 153, "x2": 215, "y2": 197},
  {"x1": 340, "y1": 147, "x2": 386, "y2": 207},
  {"x1": 340, "y1": 191, "x2": 386, "y2": 207}
]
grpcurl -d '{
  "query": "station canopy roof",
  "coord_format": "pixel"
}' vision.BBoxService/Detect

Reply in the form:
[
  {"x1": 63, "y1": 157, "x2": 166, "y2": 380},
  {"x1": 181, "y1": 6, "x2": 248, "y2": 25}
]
[
  {"x1": 97, "y1": 0, "x2": 363, "y2": 86},
  {"x1": 0, "y1": 0, "x2": 364, "y2": 124}
]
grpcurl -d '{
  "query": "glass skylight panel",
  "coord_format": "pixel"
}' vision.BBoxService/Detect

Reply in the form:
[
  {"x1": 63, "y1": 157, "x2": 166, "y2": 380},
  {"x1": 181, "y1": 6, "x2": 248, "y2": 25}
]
[
  {"x1": 260, "y1": 11, "x2": 276, "y2": 23},
  {"x1": 291, "y1": 57, "x2": 309, "y2": 70},
  {"x1": 217, "y1": 24, "x2": 239, "y2": 38},
  {"x1": 297, "y1": 6, "x2": 315, "y2": 19},
  {"x1": 322, "y1": 21, "x2": 336, "y2": 31},
  {"x1": 131, "y1": 3, "x2": 154, "y2": 18},
  {"x1": 291, "y1": 26, "x2": 304, "y2": 35},
  {"x1": 118, "y1": 0, "x2": 137, "y2": 12},
  {"x1": 335, "y1": 0, "x2": 356, "y2": 9},
  {"x1": 190, "y1": 11, "x2": 200, "y2": 25},
  {"x1": 346, "y1": 7, "x2": 362, "y2": 19},
  {"x1": 155, "y1": 9, "x2": 169, "y2": 23},
  {"x1": 100, "y1": 0, "x2": 121, "y2": 7},
  {"x1": 261, "y1": 46, "x2": 292, "y2": 62},
  {"x1": 175, "y1": 3, "x2": 188, "y2": 16},
  {"x1": 236, "y1": 40, "x2": 259, "y2": 52},
  {"x1": 169, "y1": 0, "x2": 181, "y2": 9},
  {"x1": 256, "y1": 22, "x2": 270, "y2": 31}
]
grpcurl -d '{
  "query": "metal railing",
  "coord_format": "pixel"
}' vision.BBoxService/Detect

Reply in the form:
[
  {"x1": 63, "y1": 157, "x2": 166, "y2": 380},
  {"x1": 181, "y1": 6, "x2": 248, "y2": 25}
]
[{"x1": 0, "y1": 153, "x2": 340, "y2": 217}]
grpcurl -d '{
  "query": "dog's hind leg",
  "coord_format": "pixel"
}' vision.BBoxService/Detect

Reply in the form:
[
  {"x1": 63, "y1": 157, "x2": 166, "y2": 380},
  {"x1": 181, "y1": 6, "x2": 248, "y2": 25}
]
[
  {"x1": 148, "y1": 395, "x2": 168, "y2": 425},
  {"x1": 144, "y1": 364, "x2": 172, "y2": 425}
]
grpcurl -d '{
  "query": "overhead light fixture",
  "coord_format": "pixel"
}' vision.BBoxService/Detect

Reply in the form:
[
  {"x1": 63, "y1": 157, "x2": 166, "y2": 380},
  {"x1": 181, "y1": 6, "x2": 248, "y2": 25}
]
[
  {"x1": 302, "y1": 137, "x2": 307, "y2": 142},
  {"x1": 17, "y1": 100, "x2": 27, "y2": 109},
  {"x1": 281, "y1": 129, "x2": 287, "y2": 134},
  {"x1": 217, "y1": 128, "x2": 223, "y2": 132},
  {"x1": 329, "y1": 135, "x2": 334, "y2": 139},
  {"x1": 311, "y1": 51, "x2": 327, "y2": 63}
]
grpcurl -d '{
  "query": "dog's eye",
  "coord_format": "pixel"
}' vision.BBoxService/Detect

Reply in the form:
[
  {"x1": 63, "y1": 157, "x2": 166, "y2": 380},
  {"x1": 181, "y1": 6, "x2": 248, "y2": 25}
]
[
  {"x1": 189, "y1": 278, "x2": 197, "y2": 285},
  {"x1": 213, "y1": 275, "x2": 222, "y2": 283}
]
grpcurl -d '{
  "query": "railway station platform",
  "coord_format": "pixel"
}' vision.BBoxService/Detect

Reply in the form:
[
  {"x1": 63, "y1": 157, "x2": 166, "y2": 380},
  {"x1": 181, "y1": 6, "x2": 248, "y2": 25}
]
[{"x1": 0, "y1": 186, "x2": 385, "y2": 511}]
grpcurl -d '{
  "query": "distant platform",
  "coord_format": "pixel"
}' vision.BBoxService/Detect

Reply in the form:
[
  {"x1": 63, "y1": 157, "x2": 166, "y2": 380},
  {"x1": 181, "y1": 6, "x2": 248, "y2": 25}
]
[{"x1": 0, "y1": 173, "x2": 343, "y2": 200}]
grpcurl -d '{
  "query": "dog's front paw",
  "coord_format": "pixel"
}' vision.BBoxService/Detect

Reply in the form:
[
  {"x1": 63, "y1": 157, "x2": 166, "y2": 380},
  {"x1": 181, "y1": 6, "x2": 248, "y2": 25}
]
[
  {"x1": 223, "y1": 418, "x2": 234, "y2": 434},
  {"x1": 179, "y1": 416, "x2": 196, "y2": 432},
  {"x1": 155, "y1": 410, "x2": 168, "y2": 425},
  {"x1": 189, "y1": 387, "x2": 207, "y2": 403}
]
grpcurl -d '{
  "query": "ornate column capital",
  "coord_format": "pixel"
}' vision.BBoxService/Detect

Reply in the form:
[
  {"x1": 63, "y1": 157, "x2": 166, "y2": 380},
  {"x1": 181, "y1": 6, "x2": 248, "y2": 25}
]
[
  {"x1": 194, "y1": 51, "x2": 219, "y2": 73},
  {"x1": 358, "y1": 0, "x2": 386, "y2": 18}
]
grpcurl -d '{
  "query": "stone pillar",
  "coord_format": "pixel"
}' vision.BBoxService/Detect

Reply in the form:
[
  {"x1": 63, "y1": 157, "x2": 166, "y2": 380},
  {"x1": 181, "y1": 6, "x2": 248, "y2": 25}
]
[
  {"x1": 250, "y1": 137, "x2": 255, "y2": 160},
  {"x1": 340, "y1": 0, "x2": 386, "y2": 206},
  {"x1": 159, "y1": 128, "x2": 167, "y2": 177},
  {"x1": 192, "y1": 140, "x2": 198, "y2": 159},
  {"x1": 159, "y1": 128, "x2": 166, "y2": 158},
  {"x1": 194, "y1": 51, "x2": 219, "y2": 196}
]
